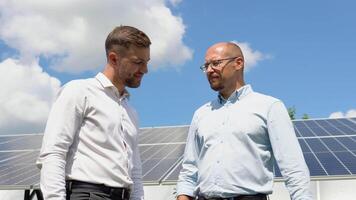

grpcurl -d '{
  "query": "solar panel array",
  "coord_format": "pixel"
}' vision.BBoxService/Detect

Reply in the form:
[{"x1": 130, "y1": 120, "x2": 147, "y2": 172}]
[
  {"x1": 282, "y1": 118, "x2": 356, "y2": 177},
  {"x1": 0, "y1": 118, "x2": 355, "y2": 189},
  {"x1": 139, "y1": 126, "x2": 187, "y2": 183},
  {"x1": 0, "y1": 134, "x2": 42, "y2": 189}
]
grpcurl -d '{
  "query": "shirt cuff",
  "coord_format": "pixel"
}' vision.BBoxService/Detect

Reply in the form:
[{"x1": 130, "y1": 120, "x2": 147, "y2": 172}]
[{"x1": 176, "y1": 181, "x2": 196, "y2": 197}]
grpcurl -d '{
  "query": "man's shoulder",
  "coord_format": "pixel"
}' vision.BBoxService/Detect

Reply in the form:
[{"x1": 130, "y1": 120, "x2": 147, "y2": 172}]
[
  {"x1": 249, "y1": 91, "x2": 281, "y2": 105},
  {"x1": 194, "y1": 99, "x2": 218, "y2": 115},
  {"x1": 62, "y1": 77, "x2": 96, "y2": 91}
]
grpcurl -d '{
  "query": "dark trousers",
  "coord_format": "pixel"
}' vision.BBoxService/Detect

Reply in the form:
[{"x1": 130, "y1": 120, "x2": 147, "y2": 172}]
[
  {"x1": 66, "y1": 180, "x2": 130, "y2": 200},
  {"x1": 197, "y1": 193, "x2": 268, "y2": 200}
]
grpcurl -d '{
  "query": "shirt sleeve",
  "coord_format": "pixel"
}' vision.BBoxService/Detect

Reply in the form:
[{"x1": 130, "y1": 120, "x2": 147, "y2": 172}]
[
  {"x1": 267, "y1": 101, "x2": 313, "y2": 200},
  {"x1": 176, "y1": 113, "x2": 200, "y2": 197},
  {"x1": 36, "y1": 81, "x2": 86, "y2": 200},
  {"x1": 130, "y1": 139, "x2": 144, "y2": 200}
]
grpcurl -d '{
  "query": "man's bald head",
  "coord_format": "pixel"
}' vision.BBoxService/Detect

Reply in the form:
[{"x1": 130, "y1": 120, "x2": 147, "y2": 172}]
[
  {"x1": 204, "y1": 42, "x2": 246, "y2": 98},
  {"x1": 206, "y1": 42, "x2": 244, "y2": 62}
]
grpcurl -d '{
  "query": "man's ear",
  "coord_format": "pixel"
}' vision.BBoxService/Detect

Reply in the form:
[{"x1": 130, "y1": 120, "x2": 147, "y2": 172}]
[
  {"x1": 234, "y1": 57, "x2": 244, "y2": 71},
  {"x1": 108, "y1": 51, "x2": 119, "y2": 66}
]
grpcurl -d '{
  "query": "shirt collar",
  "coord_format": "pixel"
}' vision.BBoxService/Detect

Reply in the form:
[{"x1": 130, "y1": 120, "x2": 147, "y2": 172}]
[
  {"x1": 95, "y1": 72, "x2": 130, "y2": 100},
  {"x1": 218, "y1": 84, "x2": 253, "y2": 104}
]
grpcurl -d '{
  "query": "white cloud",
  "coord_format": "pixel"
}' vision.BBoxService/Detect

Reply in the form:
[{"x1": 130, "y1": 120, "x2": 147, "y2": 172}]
[
  {"x1": 168, "y1": 0, "x2": 183, "y2": 7},
  {"x1": 232, "y1": 41, "x2": 270, "y2": 70},
  {"x1": 0, "y1": 0, "x2": 192, "y2": 73},
  {"x1": 329, "y1": 109, "x2": 356, "y2": 118},
  {"x1": 0, "y1": 58, "x2": 61, "y2": 134}
]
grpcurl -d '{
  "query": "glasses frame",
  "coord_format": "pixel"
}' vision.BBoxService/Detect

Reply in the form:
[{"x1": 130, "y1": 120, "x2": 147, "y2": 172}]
[{"x1": 200, "y1": 56, "x2": 239, "y2": 72}]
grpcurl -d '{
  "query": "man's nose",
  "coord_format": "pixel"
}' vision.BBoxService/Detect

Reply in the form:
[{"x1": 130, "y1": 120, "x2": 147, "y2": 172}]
[{"x1": 141, "y1": 63, "x2": 148, "y2": 74}]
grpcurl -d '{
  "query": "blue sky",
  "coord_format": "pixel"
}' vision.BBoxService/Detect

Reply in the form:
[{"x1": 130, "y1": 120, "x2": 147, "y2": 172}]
[{"x1": 0, "y1": 0, "x2": 355, "y2": 134}]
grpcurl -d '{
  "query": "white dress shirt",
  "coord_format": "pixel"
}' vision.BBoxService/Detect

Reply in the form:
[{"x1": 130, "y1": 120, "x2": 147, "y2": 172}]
[
  {"x1": 177, "y1": 85, "x2": 312, "y2": 200},
  {"x1": 37, "y1": 73, "x2": 144, "y2": 200}
]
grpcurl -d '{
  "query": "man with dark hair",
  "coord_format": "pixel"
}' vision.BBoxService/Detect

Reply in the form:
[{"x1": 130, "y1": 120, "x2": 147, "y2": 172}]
[
  {"x1": 37, "y1": 25, "x2": 151, "y2": 200},
  {"x1": 176, "y1": 42, "x2": 312, "y2": 200}
]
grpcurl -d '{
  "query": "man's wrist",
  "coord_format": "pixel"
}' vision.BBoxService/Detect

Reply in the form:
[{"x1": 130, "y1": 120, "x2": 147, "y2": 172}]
[{"x1": 177, "y1": 194, "x2": 194, "y2": 200}]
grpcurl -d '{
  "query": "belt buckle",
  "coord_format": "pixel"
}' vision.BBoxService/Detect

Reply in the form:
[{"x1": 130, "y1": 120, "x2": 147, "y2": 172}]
[
  {"x1": 120, "y1": 188, "x2": 124, "y2": 199},
  {"x1": 121, "y1": 188, "x2": 130, "y2": 200}
]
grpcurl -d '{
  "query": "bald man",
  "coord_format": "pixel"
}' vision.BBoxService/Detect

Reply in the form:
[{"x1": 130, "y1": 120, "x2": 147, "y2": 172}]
[{"x1": 176, "y1": 42, "x2": 312, "y2": 200}]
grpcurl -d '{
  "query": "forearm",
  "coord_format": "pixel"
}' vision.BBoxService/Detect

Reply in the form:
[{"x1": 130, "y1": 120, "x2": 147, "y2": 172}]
[
  {"x1": 177, "y1": 194, "x2": 194, "y2": 200},
  {"x1": 267, "y1": 101, "x2": 312, "y2": 200},
  {"x1": 39, "y1": 154, "x2": 67, "y2": 200},
  {"x1": 130, "y1": 144, "x2": 144, "y2": 200},
  {"x1": 130, "y1": 177, "x2": 144, "y2": 200}
]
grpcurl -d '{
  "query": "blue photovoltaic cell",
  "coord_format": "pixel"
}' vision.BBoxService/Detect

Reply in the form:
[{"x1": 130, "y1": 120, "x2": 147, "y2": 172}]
[
  {"x1": 142, "y1": 144, "x2": 184, "y2": 182},
  {"x1": 294, "y1": 122, "x2": 315, "y2": 137},
  {"x1": 330, "y1": 119, "x2": 356, "y2": 135},
  {"x1": 306, "y1": 138, "x2": 328, "y2": 153},
  {"x1": 337, "y1": 118, "x2": 356, "y2": 129},
  {"x1": 303, "y1": 153, "x2": 327, "y2": 176},
  {"x1": 321, "y1": 138, "x2": 347, "y2": 152},
  {"x1": 305, "y1": 121, "x2": 329, "y2": 136},
  {"x1": 304, "y1": 153, "x2": 327, "y2": 176},
  {"x1": 0, "y1": 149, "x2": 40, "y2": 187},
  {"x1": 143, "y1": 159, "x2": 178, "y2": 181},
  {"x1": 333, "y1": 152, "x2": 356, "y2": 174},
  {"x1": 298, "y1": 139, "x2": 311, "y2": 153},
  {"x1": 337, "y1": 137, "x2": 356, "y2": 151},
  {"x1": 140, "y1": 145, "x2": 167, "y2": 162},
  {"x1": 140, "y1": 129, "x2": 167, "y2": 144},
  {"x1": 293, "y1": 125, "x2": 302, "y2": 137},
  {"x1": 316, "y1": 152, "x2": 350, "y2": 175},
  {"x1": 316, "y1": 120, "x2": 343, "y2": 135},
  {"x1": 0, "y1": 135, "x2": 42, "y2": 151},
  {"x1": 163, "y1": 161, "x2": 183, "y2": 182},
  {"x1": 0, "y1": 164, "x2": 39, "y2": 185},
  {"x1": 139, "y1": 127, "x2": 189, "y2": 144}
]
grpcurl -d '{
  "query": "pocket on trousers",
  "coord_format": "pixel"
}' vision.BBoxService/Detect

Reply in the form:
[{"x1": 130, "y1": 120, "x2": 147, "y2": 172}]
[
  {"x1": 89, "y1": 192, "x2": 109, "y2": 200},
  {"x1": 67, "y1": 190, "x2": 90, "y2": 200}
]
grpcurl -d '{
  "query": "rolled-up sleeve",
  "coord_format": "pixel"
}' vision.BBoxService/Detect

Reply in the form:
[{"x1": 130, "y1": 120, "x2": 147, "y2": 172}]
[
  {"x1": 130, "y1": 139, "x2": 144, "y2": 200},
  {"x1": 176, "y1": 113, "x2": 200, "y2": 197},
  {"x1": 36, "y1": 81, "x2": 85, "y2": 200},
  {"x1": 267, "y1": 101, "x2": 313, "y2": 200}
]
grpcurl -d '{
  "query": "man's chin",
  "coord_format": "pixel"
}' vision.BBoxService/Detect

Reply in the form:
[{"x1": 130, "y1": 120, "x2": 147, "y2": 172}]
[
  {"x1": 209, "y1": 83, "x2": 222, "y2": 91},
  {"x1": 126, "y1": 80, "x2": 141, "y2": 88}
]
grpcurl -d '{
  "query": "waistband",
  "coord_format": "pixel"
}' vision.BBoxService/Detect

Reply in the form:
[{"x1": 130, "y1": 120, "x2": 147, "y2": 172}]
[
  {"x1": 197, "y1": 193, "x2": 267, "y2": 200},
  {"x1": 66, "y1": 180, "x2": 130, "y2": 199}
]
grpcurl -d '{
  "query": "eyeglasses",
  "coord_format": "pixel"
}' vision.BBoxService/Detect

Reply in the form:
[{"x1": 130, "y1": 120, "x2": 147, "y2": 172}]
[{"x1": 199, "y1": 57, "x2": 239, "y2": 73}]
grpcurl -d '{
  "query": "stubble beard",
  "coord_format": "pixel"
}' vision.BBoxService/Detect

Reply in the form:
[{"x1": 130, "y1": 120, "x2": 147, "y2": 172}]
[
  {"x1": 125, "y1": 74, "x2": 142, "y2": 88},
  {"x1": 208, "y1": 77, "x2": 224, "y2": 91}
]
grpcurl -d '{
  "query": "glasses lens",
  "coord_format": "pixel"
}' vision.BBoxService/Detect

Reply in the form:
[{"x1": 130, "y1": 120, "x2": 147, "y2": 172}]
[{"x1": 200, "y1": 64, "x2": 207, "y2": 72}]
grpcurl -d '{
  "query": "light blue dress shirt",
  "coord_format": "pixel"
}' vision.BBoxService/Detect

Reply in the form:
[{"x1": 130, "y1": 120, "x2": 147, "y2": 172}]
[{"x1": 176, "y1": 85, "x2": 312, "y2": 200}]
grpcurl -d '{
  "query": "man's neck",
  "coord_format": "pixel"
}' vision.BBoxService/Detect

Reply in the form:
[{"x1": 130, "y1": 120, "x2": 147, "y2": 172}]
[
  {"x1": 219, "y1": 81, "x2": 245, "y2": 100},
  {"x1": 102, "y1": 67, "x2": 125, "y2": 94}
]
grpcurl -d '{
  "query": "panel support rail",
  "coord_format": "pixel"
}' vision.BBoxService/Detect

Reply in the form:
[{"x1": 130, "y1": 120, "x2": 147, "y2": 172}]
[{"x1": 24, "y1": 189, "x2": 43, "y2": 200}]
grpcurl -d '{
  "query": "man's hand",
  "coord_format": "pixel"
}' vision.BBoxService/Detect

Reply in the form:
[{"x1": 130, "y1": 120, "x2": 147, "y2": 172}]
[{"x1": 177, "y1": 195, "x2": 194, "y2": 200}]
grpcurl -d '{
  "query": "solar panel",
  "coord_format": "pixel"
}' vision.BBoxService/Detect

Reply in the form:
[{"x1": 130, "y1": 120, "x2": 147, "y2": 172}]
[
  {"x1": 0, "y1": 118, "x2": 355, "y2": 190},
  {"x1": 139, "y1": 126, "x2": 188, "y2": 183},
  {"x1": 162, "y1": 159, "x2": 183, "y2": 183},
  {"x1": 0, "y1": 134, "x2": 41, "y2": 189},
  {"x1": 273, "y1": 118, "x2": 356, "y2": 178}
]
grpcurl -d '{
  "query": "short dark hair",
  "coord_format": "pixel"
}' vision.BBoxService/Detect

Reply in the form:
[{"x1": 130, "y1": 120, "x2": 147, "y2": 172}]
[{"x1": 105, "y1": 25, "x2": 151, "y2": 57}]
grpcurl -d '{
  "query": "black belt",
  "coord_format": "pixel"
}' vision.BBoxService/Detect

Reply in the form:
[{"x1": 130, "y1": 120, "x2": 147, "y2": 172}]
[
  {"x1": 66, "y1": 180, "x2": 130, "y2": 199},
  {"x1": 197, "y1": 193, "x2": 267, "y2": 200}
]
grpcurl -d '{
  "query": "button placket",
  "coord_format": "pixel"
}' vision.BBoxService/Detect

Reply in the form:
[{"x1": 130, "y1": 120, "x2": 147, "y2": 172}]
[{"x1": 117, "y1": 94, "x2": 129, "y2": 171}]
